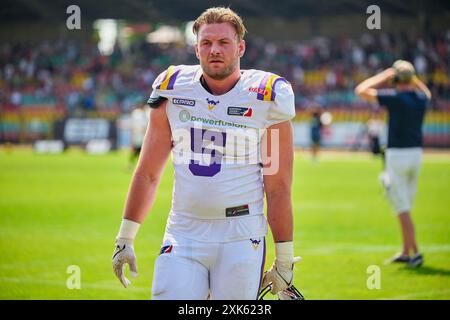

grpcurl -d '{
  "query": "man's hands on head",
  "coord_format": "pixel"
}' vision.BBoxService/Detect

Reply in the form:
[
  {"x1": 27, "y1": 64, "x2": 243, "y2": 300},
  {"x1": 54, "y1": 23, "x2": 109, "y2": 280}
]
[
  {"x1": 261, "y1": 242, "x2": 301, "y2": 294},
  {"x1": 354, "y1": 67, "x2": 397, "y2": 103},
  {"x1": 384, "y1": 67, "x2": 397, "y2": 80},
  {"x1": 112, "y1": 219, "x2": 140, "y2": 288}
]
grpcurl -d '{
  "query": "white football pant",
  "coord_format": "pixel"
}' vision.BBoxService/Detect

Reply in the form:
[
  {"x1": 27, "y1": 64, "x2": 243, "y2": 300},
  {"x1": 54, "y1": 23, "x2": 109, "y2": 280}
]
[{"x1": 151, "y1": 232, "x2": 266, "y2": 300}]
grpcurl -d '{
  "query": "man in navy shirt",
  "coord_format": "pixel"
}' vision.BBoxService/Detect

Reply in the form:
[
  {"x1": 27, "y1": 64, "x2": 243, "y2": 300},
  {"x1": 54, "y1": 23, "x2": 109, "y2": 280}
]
[{"x1": 355, "y1": 60, "x2": 431, "y2": 268}]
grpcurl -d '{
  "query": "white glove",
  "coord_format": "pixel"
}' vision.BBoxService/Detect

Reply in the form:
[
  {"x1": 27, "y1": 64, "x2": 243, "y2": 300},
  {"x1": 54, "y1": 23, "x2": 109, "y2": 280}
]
[
  {"x1": 112, "y1": 219, "x2": 141, "y2": 288},
  {"x1": 112, "y1": 238, "x2": 138, "y2": 288},
  {"x1": 261, "y1": 242, "x2": 301, "y2": 294}
]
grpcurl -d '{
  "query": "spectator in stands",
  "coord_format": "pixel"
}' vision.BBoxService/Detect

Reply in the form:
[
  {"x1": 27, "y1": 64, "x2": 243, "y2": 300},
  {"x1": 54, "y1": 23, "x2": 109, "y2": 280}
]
[{"x1": 1, "y1": 31, "x2": 448, "y2": 115}]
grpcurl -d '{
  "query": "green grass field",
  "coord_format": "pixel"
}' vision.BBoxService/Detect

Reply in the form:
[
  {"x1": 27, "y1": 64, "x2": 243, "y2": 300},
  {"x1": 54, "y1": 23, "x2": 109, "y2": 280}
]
[{"x1": 0, "y1": 148, "x2": 449, "y2": 299}]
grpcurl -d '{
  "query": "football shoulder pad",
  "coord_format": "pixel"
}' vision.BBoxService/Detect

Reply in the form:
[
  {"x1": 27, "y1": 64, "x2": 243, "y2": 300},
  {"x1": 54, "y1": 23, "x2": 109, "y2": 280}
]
[
  {"x1": 243, "y1": 69, "x2": 296, "y2": 127},
  {"x1": 152, "y1": 65, "x2": 200, "y2": 91}
]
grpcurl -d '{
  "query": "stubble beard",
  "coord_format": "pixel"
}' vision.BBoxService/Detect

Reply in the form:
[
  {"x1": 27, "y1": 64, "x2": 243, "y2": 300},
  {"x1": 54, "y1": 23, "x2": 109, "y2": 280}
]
[{"x1": 202, "y1": 57, "x2": 238, "y2": 81}]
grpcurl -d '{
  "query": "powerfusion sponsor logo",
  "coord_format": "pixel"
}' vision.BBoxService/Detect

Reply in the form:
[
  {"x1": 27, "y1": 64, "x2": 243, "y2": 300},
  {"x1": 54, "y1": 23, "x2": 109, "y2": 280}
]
[
  {"x1": 178, "y1": 110, "x2": 247, "y2": 128},
  {"x1": 191, "y1": 116, "x2": 247, "y2": 128}
]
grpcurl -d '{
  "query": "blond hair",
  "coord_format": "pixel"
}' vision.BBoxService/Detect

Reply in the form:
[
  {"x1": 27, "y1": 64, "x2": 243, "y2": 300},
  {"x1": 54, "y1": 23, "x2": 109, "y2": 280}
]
[
  {"x1": 193, "y1": 7, "x2": 247, "y2": 41},
  {"x1": 393, "y1": 60, "x2": 416, "y2": 84}
]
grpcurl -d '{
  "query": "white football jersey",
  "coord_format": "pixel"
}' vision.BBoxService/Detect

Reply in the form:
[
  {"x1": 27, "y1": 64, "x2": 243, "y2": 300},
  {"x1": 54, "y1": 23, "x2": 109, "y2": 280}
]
[{"x1": 149, "y1": 65, "x2": 295, "y2": 241}]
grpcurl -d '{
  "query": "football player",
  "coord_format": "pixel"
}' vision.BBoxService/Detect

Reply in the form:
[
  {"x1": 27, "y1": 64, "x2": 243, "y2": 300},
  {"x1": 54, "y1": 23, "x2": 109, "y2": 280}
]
[{"x1": 113, "y1": 7, "x2": 301, "y2": 299}]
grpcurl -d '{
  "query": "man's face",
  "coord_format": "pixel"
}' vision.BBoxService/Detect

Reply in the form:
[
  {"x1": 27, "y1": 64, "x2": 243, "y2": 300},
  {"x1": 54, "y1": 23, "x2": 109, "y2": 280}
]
[{"x1": 195, "y1": 23, "x2": 245, "y2": 80}]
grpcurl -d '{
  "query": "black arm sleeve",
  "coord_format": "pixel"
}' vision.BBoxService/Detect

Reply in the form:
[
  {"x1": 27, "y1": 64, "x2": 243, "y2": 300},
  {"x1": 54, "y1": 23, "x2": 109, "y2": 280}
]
[{"x1": 147, "y1": 96, "x2": 168, "y2": 109}]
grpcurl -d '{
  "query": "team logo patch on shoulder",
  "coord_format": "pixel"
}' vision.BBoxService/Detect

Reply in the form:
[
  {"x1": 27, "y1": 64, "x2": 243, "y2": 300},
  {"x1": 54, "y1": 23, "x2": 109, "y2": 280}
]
[
  {"x1": 172, "y1": 98, "x2": 196, "y2": 107},
  {"x1": 227, "y1": 107, "x2": 253, "y2": 117},
  {"x1": 159, "y1": 245, "x2": 173, "y2": 255}
]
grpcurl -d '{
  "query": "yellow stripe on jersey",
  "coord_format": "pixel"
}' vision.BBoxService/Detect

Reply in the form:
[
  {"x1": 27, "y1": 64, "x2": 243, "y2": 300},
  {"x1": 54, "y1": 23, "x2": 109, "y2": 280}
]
[
  {"x1": 264, "y1": 74, "x2": 281, "y2": 101},
  {"x1": 158, "y1": 66, "x2": 175, "y2": 90}
]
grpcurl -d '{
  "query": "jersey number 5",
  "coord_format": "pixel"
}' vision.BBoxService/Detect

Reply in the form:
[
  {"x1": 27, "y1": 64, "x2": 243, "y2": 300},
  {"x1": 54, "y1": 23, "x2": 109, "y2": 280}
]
[{"x1": 189, "y1": 128, "x2": 226, "y2": 177}]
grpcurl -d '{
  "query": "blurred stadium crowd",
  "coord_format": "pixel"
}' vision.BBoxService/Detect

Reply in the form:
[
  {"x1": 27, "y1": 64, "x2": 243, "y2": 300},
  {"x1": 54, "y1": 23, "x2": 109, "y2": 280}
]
[{"x1": 1, "y1": 31, "x2": 449, "y2": 115}]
